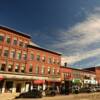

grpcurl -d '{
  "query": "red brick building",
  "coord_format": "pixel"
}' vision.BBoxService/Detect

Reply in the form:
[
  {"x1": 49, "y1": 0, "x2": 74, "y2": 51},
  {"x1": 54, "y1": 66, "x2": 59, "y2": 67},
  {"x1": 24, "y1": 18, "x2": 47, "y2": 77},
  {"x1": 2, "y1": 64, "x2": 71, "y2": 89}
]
[{"x1": 0, "y1": 26, "x2": 61, "y2": 93}]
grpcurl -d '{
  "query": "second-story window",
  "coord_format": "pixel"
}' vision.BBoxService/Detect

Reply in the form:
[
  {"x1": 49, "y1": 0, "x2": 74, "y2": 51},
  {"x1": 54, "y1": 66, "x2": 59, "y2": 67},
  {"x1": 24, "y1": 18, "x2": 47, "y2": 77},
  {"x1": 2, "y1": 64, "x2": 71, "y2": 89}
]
[
  {"x1": 42, "y1": 56, "x2": 46, "y2": 62},
  {"x1": 21, "y1": 64, "x2": 25, "y2": 73},
  {"x1": 4, "y1": 49, "x2": 9, "y2": 57},
  {"x1": 48, "y1": 67, "x2": 51, "y2": 74},
  {"x1": 0, "y1": 63, "x2": 6, "y2": 71},
  {"x1": 35, "y1": 65, "x2": 39, "y2": 74},
  {"x1": 8, "y1": 64, "x2": 13, "y2": 72},
  {"x1": 15, "y1": 64, "x2": 19, "y2": 72},
  {"x1": 6, "y1": 37, "x2": 11, "y2": 44},
  {"x1": 36, "y1": 55, "x2": 40, "y2": 61},
  {"x1": 52, "y1": 68, "x2": 56, "y2": 75},
  {"x1": 41, "y1": 66, "x2": 45, "y2": 74},
  {"x1": 0, "y1": 49, "x2": 2, "y2": 56},
  {"x1": 29, "y1": 64, "x2": 33, "y2": 72},
  {"x1": 19, "y1": 41, "x2": 23, "y2": 47}
]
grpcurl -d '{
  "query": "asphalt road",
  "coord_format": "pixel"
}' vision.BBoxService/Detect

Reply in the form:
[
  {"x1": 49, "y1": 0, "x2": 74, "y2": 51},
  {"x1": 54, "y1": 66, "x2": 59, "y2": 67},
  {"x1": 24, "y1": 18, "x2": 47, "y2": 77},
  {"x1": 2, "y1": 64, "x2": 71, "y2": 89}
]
[{"x1": 13, "y1": 92, "x2": 100, "y2": 100}]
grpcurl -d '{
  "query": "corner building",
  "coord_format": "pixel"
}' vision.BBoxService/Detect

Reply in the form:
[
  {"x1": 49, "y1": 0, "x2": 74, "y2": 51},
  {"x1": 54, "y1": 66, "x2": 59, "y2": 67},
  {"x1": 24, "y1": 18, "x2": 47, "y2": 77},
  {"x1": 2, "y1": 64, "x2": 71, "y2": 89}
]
[{"x1": 0, "y1": 26, "x2": 61, "y2": 93}]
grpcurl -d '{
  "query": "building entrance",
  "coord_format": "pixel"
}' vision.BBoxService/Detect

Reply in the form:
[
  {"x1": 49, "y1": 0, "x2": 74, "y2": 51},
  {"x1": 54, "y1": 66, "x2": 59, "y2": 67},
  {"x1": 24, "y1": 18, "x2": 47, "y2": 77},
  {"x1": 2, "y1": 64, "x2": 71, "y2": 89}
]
[{"x1": 16, "y1": 83, "x2": 22, "y2": 93}]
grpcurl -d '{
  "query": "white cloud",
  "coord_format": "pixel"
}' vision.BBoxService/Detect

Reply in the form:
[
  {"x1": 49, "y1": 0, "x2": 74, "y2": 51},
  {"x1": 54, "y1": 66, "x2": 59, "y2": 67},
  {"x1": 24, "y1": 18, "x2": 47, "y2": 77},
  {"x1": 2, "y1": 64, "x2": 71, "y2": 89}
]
[{"x1": 52, "y1": 8, "x2": 100, "y2": 66}]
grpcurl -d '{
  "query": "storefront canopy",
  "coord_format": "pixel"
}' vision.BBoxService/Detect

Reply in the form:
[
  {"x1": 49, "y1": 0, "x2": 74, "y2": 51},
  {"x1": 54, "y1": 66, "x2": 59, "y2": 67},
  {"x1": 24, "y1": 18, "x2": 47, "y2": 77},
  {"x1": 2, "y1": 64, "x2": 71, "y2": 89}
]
[
  {"x1": 72, "y1": 79, "x2": 81, "y2": 84},
  {"x1": 34, "y1": 80, "x2": 45, "y2": 84}
]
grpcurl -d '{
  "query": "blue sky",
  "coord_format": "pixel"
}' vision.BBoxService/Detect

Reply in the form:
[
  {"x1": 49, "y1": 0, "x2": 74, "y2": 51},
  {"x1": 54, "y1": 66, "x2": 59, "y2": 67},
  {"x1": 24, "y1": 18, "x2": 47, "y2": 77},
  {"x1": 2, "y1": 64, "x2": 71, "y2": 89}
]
[{"x1": 1, "y1": 0, "x2": 100, "y2": 68}]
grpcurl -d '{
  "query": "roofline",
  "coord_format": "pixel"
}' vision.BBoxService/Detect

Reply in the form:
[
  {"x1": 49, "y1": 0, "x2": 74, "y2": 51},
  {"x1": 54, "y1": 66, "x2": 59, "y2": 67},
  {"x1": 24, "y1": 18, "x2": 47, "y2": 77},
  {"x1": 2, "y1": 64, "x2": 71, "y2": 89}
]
[
  {"x1": 28, "y1": 44, "x2": 62, "y2": 56},
  {"x1": 0, "y1": 25, "x2": 31, "y2": 39},
  {"x1": 60, "y1": 66, "x2": 95, "y2": 74}
]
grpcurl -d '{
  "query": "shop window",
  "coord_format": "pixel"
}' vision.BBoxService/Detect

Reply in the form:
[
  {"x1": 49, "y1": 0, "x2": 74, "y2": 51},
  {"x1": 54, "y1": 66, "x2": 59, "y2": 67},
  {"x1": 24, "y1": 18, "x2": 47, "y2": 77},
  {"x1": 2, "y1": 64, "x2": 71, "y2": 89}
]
[
  {"x1": 30, "y1": 53, "x2": 34, "y2": 60},
  {"x1": 4, "y1": 50, "x2": 9, "y2": 57},
  {"x1": 10, "y1": 51, "x2": 15, "y2": 58},
  {"x1": 41, "y1": 66, "x2": 45, "y2": 74},
  {"x1": 0, "y1": 63, "x2": 6, "y2": 71},
  {"x1": 35, "y1": 65, "x2": 39, "y2": 74},
  {"x1": 8, "y1": 64, "x2": 13, "y2": 72},
  {"x1": 48, "y1": 67, "x2": 51, "y2": 74},
  {"x1": 13, "y1": 39, "x2": 17, "y2": 45},
  {"x1": 36, "y1": 55, "x2": 40, "y2": 61},
  {"x1": 15, "y1": 64, "x2": 19, "y2": 72},
  {"x1": 21, "y1": 64, "x2": 25, "y2": 73},
  {"x1": 0, "y1": 35, "x2": 4, "y2": 42},
  {"x1": 29, "y1": 64, "x2": 33, "y2": 72},
  {"x1": 6, "y1": 37, "x2": 11, "y2": 44}
]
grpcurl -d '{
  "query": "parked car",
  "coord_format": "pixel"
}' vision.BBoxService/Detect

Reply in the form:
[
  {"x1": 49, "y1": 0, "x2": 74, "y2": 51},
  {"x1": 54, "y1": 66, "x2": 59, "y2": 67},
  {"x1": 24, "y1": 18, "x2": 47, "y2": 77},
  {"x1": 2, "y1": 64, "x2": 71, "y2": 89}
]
[
  {"x1": 72, "y1": 86, "x2": 80, "y2": 94},
  {"x1": 79, "y1": 87, "x2": 95, "y2": 93},
  {"x1": 45, "y1": 87, "x2": 58, "y2": 96},
  {"x1": 15, "y1": 88, "x2": 42, "y2": 99},
  {"x1": 95, "y1": 86, "x2": 100, "y2": 92}
]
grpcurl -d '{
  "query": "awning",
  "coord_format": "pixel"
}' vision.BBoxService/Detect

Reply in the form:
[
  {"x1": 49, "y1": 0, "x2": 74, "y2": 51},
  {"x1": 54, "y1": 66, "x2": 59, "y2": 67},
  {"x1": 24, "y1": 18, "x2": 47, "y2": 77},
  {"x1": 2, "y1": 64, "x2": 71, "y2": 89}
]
[
  {"x1": 0, "y1": 76, "x2": 4, "y2": 81},
  {"x1": 34, "y1": 80, "x2": 45, "y2": 84},
  {"x1": 72, "y1": 79, "x2": 81, "y2": 84}
]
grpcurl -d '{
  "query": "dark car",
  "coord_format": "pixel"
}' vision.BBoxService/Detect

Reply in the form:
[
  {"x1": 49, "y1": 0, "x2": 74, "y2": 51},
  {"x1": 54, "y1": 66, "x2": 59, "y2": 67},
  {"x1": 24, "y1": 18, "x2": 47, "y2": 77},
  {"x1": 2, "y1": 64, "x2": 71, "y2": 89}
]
[
  {"x1": 95, "y1": 86, "x2": 100, "y2": 92},
  {"x1": 79, "y1": 87, "x2": 94, "y2": 93},
  {"x1": 45, "y1": 87, "x2": 58, "y2": 96},
  {"x1": 15, "y1": 89, "x2": 42, "y2": 99}
]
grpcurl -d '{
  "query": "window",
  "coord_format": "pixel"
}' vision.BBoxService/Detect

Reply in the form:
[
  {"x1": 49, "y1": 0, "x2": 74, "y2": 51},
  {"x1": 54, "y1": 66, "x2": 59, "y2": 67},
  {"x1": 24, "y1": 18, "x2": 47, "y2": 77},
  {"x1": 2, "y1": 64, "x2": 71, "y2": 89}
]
[
  {"x1": 30, "y1": 53, "x2": 34, "y2": 60},
  {"x1": 15, "y1": 64, "x2": 19, "y2": 72},
  {"x1": 6, "y1": 37, "x2": 11, "y2": 44},
  {"x1": 16, "y1": 52, "x2": 21, "y2": 60},
  {"x1": 48, "y1": 67, "x2": 51, "y2": 74},
  {"x1": 19, "y1": 41, "x2": 23, "y2": 47},
  {"x1": 4, "y1": 50, "x2": 9, "y2": 57},
  {"x1": 36, "y1": 55, "x2": 40, "y2": 61},
  {"x1": 57, "y1": 69, "x2": 60, "y2": 75},
  {"x1": 0, "y1": 35, "x2": 4, "y2": 42},
  {"x1": 21, "y1": 64, "x2": 25, "y2": 73},
  {"x1": 52, "y1": 68, "x2": 56, "y2": 75},
  {"x1": 0, "y1": 63, "x2": 6, "y2": 71},
  {"x1": 29, "y1": 64, "x2": 33, "y2": 72},
  {"x1": 8, "y1": 64, "x2": 13, "y2": 72},
  {"x1": 13, "y1": 39, "x2": 17, "y2": 45},
  {"x1": 24, "y1": 43, "x2": 27, "y2": 48},
  {"x1": 35, "y1": 65, "x2": 39, "y2": 74},
  {"x1": 48, "y1": 58, "x2": 52, "y2": 64},
  {"x1": 23, "y1": 53, "x2": 27, "y2": 60},
  {"x1": 42, "y1": 56, "x2": 46, "y2": 62},
  {"x1": 41, "y1": 66, "x2": 45, "y2": 74},
  {"x1": 0, "y1": 49, "x2": 2, "y2": 56},
  {"x1": 10, "y1": 50, "x2": 15, "y2": 58}
]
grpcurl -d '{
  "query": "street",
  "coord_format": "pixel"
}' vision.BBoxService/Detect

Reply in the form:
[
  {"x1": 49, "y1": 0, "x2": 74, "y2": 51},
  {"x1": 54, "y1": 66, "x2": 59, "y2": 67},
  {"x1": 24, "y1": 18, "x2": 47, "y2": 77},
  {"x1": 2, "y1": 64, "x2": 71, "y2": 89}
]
[{"x1": 13, "y1": 92, "x2": 100, "y2": 100}]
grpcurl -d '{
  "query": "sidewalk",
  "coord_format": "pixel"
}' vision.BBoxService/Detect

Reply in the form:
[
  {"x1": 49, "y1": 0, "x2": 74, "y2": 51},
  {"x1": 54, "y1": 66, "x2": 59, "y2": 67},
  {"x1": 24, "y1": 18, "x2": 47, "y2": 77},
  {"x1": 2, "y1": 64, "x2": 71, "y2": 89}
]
[{"x1": 0, "y1": 93, "x2": 19, "y2": 100}]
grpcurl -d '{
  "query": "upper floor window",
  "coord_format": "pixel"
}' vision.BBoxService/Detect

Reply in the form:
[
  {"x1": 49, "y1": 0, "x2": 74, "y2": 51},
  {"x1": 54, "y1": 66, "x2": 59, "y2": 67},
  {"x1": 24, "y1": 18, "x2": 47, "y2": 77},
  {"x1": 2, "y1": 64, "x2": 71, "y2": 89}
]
[
  {"x1": 52, "y1": 68, "x2": 56, "y2": 75},
  {"x1": 42, "y1": 56, "x2": 46, "y2": 62},
  {"x1": 36, "y1": 55, "x2": 40, "y2": 61},
  {"x1": 6, "y1": 37, "x2": 11, "y2": 44},
  {"x1": 8, "y1": 64, "x2": 13, "y2": 72},
  {"x1": 19, "y1": 41, "x2": 23, "y2": 47},
  {"x1": 0, "y1": 49, "x2": 2, "y2": 56},
  {"x1": 23, "y1": 53, "x2": 27, "y2": 60},
  {"x1": 57, "y1": 69, "x2": 60, "y2": 75},
  {"x1": 13, "y1": 39, "x2": 17, "y2": 45},
  {"x1": 21, "y1": 64, "x2": 25, "y2": 73},
  {"x1": 30, "y1": 53, "x2": 34, "y2": 60},
  {"x1": 35, "y1": 65, "x2": 39, "y2": 74},
  {"x1": 0, "y1": 63, "x2": 6, "y2": 71},
  {"x1": 29, "y1": 64, "x2": 33, "y2": 72},
  {"x1": 16, "y1": 52, "x2": 21, "y2": 60},
  {"x1": 41, "y1": 66, "x2": 45, "y2": 74},
  {"x1": 48, "y1": 58, "x2": 52, "y2": 64},
  {"x1": 10, "y1": 50, "x2": 15, "y2": 59},
  {"x1": 48, "y1": 67, "x2": 51, "y2": 74},
  {"x1": 4, "y1": 49, "x2": 9, "y2": 57},
  {"x1": 15, "y1": 64, "x2": 19, "y2": 72},
  {"x1": 0, "y1": 35, "x2": 4, "y2": 42}
]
